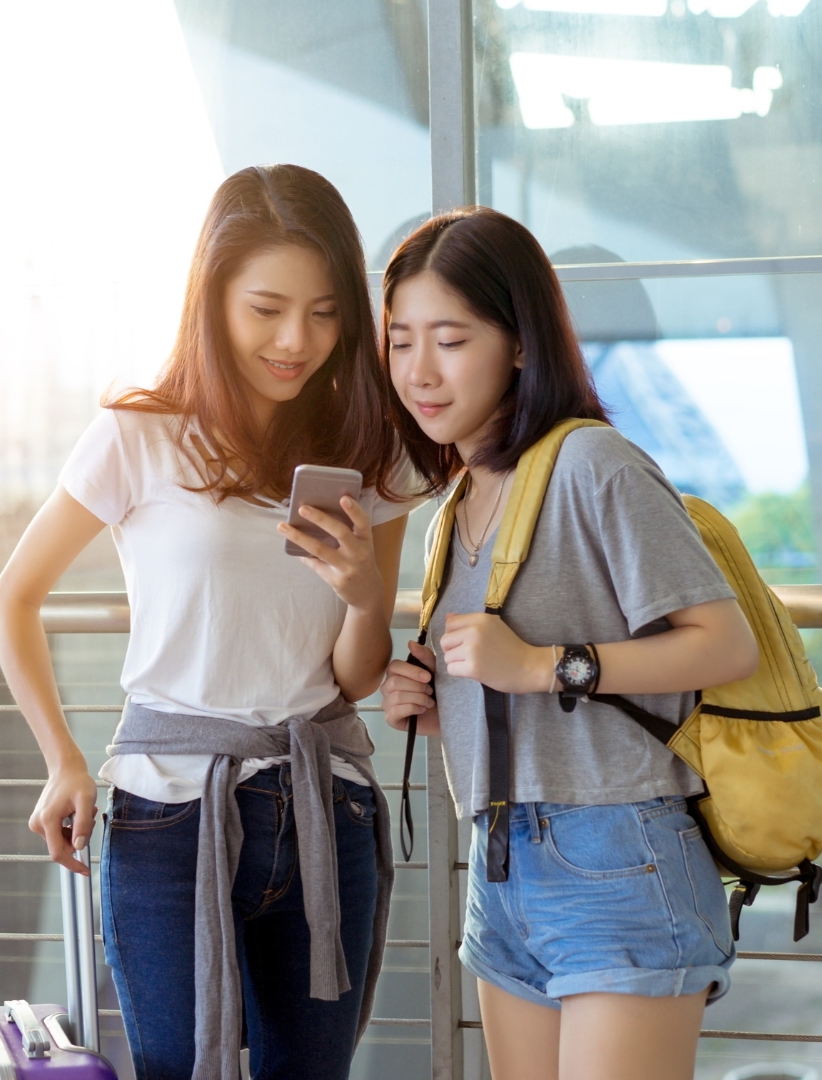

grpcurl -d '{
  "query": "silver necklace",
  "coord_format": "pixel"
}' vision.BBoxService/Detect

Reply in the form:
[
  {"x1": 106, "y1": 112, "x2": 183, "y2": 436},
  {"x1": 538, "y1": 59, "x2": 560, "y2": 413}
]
[{"x1": 460, "y1": 473, "x2": 507, "y2": 567}]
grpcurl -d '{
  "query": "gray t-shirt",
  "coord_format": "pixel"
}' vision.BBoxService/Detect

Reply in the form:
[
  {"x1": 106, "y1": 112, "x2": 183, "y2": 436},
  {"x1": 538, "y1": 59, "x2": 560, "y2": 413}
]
[{"x1": 429, "y1": 427, "x2": 736, "y2": 818}]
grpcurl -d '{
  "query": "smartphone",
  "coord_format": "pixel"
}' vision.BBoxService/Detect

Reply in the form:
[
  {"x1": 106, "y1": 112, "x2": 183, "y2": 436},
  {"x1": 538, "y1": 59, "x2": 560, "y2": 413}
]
[{"x1": 284, "y1": 464, "x2": 364, "y2": 557}]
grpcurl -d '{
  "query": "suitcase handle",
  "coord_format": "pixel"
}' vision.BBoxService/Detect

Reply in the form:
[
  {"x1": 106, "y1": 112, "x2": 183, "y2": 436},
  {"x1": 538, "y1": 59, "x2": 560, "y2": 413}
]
[
  {"x1": 60, "y1": 819, "x2": 100, "y2": 1053},
  {"x1": 3, "y1": 999, "x2": 51, "y2": 1058}
]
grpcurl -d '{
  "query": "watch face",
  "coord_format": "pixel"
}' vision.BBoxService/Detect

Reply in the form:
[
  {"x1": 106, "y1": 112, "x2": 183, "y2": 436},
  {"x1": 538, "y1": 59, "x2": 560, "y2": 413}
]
[{"x1": 562, "y1": 656, "x2": 593, "y2": 686}]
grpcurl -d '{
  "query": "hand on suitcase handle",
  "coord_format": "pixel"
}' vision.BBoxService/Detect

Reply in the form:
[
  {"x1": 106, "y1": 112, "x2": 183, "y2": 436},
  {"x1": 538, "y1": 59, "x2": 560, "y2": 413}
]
[{"x1": 27, "y1": 766, "x2": 98, "y2": 876}]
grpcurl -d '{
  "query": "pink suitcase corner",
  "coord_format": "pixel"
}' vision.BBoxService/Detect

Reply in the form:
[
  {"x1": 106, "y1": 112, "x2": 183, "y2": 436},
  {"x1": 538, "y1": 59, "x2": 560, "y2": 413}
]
[{"x1": 0, "y1": 846, "x2": 118, "y2": 1078}]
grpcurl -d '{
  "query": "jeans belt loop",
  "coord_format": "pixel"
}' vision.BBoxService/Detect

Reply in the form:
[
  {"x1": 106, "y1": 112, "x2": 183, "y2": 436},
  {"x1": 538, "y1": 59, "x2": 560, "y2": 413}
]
[{"x1": 526, "y1": 803, "x2": 542, "y2": 844}]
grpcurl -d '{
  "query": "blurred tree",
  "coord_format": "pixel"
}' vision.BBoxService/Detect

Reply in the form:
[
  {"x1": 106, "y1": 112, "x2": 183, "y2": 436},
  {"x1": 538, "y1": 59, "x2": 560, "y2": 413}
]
[{"x1": 731, "y1": 485, "x2": 816, "y2": 565}]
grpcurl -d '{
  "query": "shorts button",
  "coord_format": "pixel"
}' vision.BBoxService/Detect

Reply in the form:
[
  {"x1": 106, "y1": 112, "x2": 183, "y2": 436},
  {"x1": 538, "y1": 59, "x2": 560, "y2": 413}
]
[
  {"x1": 283, "y1": 770, "x2": 292, "y2": 786},
  {"x1": 646, "y1": 864, "x2": 656, "y2": 873},
  {"x1": 539, "y1": 818, "x2": 548, "y2": 828}
]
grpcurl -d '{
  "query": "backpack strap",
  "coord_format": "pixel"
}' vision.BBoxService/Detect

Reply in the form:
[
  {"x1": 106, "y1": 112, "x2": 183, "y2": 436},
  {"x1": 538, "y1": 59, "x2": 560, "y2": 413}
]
[
  {"x1": 419, "y1": 474, "x2": 469, "y2": 632},
  {"x1": 589, "y1": 693, "x2": 679, "y2": 745},
  {"x1": 484, "y1": 419, "x2": 610, "y2": 612},
  {"x1": 399, "y1": 475, "x2": 468, "y2": 862}
]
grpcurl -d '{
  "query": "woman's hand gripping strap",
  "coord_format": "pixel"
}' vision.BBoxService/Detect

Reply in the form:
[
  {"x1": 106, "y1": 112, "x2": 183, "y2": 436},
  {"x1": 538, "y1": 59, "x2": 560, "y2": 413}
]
[{"x1": 400, "y1": 631, "x2": 436, "y2": 862}]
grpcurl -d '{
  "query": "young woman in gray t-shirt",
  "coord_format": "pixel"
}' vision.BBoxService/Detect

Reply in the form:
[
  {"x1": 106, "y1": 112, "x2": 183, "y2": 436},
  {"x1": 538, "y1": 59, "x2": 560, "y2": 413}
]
[{"x1": 380, "y1": 208, "x2": 758, "y2": 1080}]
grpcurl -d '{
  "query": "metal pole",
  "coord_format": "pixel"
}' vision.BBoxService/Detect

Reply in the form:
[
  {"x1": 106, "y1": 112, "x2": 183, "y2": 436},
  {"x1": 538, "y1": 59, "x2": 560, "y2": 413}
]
[
  {"x1": 429, "y1": 0, "x2": 476, "y2": 211},
  {"x1": 73, "y1": 847, "x2": 100, "y2": 1053},
  {"x1": 426, "y1": 736, "x2": 464, "y2": 1080},
  {"x1": 59, "y1": 864, "x2": 82, "y2": 1046}
]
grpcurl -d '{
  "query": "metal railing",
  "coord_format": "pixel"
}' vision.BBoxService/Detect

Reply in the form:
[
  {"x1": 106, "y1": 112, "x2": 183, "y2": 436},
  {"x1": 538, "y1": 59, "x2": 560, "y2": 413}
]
[
  {"x1": 3, "y1": 587, "x2": 822, "y2": 1077},
  {"x1": 27, "y1": 584, "x2": 822, "y2": 634}
]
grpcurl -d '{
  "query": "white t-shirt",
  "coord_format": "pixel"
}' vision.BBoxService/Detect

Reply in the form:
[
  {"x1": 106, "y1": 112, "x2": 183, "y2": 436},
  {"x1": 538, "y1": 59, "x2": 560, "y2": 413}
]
[{"x1": 59, "y1": 408, "x2": 424, "y2": 803}]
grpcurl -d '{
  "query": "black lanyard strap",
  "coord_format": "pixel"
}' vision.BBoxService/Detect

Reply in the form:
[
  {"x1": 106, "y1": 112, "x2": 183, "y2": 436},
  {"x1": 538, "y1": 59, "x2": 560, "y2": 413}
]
[
  {"x1": 399, "y1": 632, "x2": 434, "y2": 862},
  {"x1": 399, "y1": 715, "x2": 417, "y2": 862}
]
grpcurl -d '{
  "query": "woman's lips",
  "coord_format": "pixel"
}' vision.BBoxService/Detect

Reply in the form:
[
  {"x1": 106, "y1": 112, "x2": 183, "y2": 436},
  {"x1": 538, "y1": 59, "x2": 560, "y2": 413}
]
[
  {"x1": 414, "y1": 400, "x2": 449, "y2": 417},
  {"x1": 262, "y1": 356, "x2": 306, "y2": 381}
]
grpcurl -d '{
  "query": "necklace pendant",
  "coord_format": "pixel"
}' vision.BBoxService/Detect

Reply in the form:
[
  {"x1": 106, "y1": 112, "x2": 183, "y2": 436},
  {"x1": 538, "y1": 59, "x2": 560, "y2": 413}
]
[{"x1": 469, "y1": 552, "x2": 479, "y2": 567}]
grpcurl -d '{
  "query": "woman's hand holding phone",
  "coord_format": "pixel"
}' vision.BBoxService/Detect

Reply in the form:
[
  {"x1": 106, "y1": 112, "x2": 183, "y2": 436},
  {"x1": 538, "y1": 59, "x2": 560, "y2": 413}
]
[
  {"x1": 278, "y1": 496, "x2": 384, "y2": 613},
  {"x1": 380, "y1": 640, "x2": 441, "y2": 735}
]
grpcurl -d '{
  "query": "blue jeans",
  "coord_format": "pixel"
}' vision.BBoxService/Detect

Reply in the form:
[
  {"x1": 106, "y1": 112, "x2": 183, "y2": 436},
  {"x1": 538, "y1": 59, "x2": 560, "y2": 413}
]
[{"x1": 100, "y1": 766, "x2": 378, "y2": 1080}]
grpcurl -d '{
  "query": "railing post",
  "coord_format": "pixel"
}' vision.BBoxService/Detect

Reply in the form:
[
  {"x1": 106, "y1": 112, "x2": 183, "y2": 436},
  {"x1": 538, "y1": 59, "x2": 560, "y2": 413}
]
[
  {"x1": 425, "y1": 0, "x2": 475, "y2": 1068},
  {"x1": 427, "y1": 735, "x2": 463, "y2": 1079}
]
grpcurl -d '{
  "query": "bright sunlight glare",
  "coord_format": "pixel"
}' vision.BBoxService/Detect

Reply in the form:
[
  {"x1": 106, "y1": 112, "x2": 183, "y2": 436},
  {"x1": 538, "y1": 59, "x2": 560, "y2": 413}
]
[{"x1": 0, "y1": 0, "x2": 223, "y2": 502}]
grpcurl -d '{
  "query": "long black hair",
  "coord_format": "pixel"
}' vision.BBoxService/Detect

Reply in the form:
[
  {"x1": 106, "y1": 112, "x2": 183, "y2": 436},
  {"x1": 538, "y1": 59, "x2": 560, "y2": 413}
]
[{"x1": 382, "y1": 207, "x2": 608, "y2": 492}]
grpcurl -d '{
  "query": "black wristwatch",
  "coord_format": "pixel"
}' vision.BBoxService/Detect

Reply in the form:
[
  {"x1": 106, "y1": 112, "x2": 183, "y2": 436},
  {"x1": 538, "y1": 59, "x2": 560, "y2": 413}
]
[{"x1": 555, "y1": 643, "x2": 600, "y2": 714}]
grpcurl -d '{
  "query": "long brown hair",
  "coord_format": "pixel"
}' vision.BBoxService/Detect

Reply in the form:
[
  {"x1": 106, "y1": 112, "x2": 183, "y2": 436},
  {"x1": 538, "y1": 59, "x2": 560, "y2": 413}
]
[
  {"x1": 109, "y1": 164, "x2": 399, "y2": 499},
  {"x1": 382, "y1": 207, "x2": 608, "y2": 494}
]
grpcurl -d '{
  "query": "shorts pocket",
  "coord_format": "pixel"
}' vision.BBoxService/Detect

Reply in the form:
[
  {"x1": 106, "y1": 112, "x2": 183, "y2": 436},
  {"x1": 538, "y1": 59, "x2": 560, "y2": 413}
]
[
  {"x1": 109, "y1": 788, "x2": 198, "y2": 830},
  {"x1": 546, "y1": 803, "x2": 656, "y2": 878},
  {"x1": 679, "y1": 825, "x2": 734, "y2": 957}
]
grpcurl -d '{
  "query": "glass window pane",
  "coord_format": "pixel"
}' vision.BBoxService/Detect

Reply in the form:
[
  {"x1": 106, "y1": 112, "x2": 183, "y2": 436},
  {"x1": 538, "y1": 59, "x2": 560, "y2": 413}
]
[
  {"x1": 568, "y1": 269, "x2": 822, "y2": 643},
  {"x1": 175, "y1": 0, "x2": 431, "y2": 268},
  {"x1": 474, "y1": 0, "x2": 822, "y2": 259}
]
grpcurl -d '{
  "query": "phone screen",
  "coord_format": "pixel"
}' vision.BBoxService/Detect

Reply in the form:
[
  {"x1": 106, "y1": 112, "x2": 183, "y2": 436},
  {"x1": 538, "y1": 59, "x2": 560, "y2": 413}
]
[{"x1": 284, "y1": 465, "x2": 363, "y2": 557}]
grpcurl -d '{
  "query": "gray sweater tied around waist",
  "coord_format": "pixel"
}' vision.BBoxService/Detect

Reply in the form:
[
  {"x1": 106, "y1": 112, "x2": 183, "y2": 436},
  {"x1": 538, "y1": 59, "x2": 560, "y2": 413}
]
[{"x1": 107, "y1": 696, "x2": 394, "y2": 1080}]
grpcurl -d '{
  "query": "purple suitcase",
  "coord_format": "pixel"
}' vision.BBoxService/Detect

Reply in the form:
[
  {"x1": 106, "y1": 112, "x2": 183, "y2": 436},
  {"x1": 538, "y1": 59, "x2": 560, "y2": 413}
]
[{"x1": 0, "y1": 847, "x2": 117, "y2": 1078}]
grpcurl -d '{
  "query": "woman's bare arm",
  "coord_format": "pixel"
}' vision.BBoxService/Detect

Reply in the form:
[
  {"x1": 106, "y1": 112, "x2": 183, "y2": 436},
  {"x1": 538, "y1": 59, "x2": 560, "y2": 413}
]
[
  {"x1": 331, "y1": 514, "x2": 407, "y2": 702},
  {"x1": 438, "y1": 597, "x2": 759, "y2": 696},
  {"x1": 0, "y1": 486, "x2": 107, "y2": 873}
]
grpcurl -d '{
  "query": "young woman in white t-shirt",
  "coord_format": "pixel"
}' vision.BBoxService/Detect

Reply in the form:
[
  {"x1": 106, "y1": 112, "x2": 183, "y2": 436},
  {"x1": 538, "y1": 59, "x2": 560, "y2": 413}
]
[
  {"x1": 0, "y1": 165, "x2": 420, "y2": 1080},
  {"x1": 379, "y1": 208, "x2": 759, "y2": 1080}
]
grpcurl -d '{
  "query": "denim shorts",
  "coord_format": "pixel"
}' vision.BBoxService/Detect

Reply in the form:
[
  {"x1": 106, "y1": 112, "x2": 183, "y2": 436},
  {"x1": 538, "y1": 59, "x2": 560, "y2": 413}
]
[{"x1": 460, "y1": 796, "x2": 734, "y2": 1009}]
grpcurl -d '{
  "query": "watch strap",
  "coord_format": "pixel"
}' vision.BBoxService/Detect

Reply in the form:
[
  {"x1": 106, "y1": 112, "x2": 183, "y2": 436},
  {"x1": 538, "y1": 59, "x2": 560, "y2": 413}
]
[{"x1": 586, "y1": 641, "x2": 601, "y2": 696}]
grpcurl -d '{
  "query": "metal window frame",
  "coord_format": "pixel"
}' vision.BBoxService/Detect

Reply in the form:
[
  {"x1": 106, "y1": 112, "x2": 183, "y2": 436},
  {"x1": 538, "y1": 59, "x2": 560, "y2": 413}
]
[
  {"x1": 429, "y1": 0, "x2": 476, "y2": 214},
  {"x1": 426, "y1": 0, "x2": 477, "y2": 1072},
  {"x1": 551, "y1": 255, "x2": 822, "y2": 281},
  {"x1": 371, "y1": 255, "x2": 822, "y2": 288}
]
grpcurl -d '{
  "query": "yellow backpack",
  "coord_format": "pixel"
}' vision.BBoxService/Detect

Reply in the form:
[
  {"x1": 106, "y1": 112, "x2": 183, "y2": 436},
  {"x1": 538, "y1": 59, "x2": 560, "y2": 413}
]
[{"x1": 400, "y1": 418, "x2": 822, "y2": 940}]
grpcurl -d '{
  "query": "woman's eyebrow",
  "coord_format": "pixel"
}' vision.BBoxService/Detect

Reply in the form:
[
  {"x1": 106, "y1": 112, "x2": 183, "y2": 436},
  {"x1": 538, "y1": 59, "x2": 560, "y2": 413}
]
[
  {"x1": 388, "y1": 319, "x2": 471, "y2": 330},
  {"x1": 246, "y1": 289, "x2": 336, "y2": 302}
]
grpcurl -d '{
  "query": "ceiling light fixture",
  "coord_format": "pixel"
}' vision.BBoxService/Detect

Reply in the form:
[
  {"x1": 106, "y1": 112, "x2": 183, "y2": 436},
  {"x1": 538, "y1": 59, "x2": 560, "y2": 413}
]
[
  {"x1": 499, "y1": 0, "x2": 812, "y2": 14},
  {"x1": 687, "y1": 0, "x2": 757, "y2": 17},
  {"x1": 521, "y1": 0, "x2": 666, "y2": 13},
  {"x1": 510, "y1": 52, "x2": 782, "y2": 126},
  {"x1": 767, "y1": 0, "x2": 811, "y2": 13}
]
